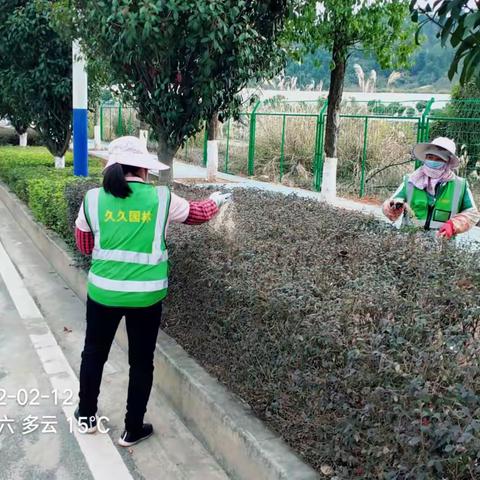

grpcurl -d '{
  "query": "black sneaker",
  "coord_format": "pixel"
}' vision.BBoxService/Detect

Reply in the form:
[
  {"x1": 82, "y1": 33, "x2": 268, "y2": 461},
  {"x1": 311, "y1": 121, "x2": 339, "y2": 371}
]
[
  {"x1": 118, "y1": 423, "x2": 153, "y2": 447},
  {"x1": 74, "y1": 406, "x2": 97, "y2": 434}
]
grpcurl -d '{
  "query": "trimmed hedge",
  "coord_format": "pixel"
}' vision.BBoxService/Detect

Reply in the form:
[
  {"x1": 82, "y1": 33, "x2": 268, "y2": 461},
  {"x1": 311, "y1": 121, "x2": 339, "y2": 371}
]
[
  {"x1": 2, "y1": 147, "x2": 480, "y2": 478},
  {"x1": 0, "y1": 146, "x2": 102, "y2": 241},
  {"x1": 164, "y1": 187, "x2": 480, "y2": 479}
]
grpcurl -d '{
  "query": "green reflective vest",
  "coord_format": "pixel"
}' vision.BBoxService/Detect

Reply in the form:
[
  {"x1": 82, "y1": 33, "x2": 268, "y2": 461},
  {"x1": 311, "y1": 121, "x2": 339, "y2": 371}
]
[
  {"x1": 84, "y1": 182, "x2": 171, "y2": 307},
  {"x1": 403, "y1": 175, "x2": 466, "y2": 230}
]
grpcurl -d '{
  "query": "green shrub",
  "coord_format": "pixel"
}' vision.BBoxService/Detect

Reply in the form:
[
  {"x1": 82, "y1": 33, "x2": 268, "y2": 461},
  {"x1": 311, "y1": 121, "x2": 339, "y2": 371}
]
[
  {"x1": 0, "y1": 146, "x2": 102, "y2": 239},
  {"x1": 28, "y1": 176, "x2": 79, "y2": 239},
  {"x1": 165, "y1": 185, "x2": 480, "y2": 479}
]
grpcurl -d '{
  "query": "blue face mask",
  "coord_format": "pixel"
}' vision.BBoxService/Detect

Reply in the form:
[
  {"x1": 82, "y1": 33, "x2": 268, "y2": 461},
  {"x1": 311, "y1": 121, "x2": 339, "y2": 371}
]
[{"x1": 424, "y1": 159, "x2": 446, "y2": 170}]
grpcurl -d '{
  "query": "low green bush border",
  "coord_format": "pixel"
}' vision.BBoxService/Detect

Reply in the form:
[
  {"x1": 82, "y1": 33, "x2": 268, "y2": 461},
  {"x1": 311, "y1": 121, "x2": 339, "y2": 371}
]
[{"x1": 0, "y1": 146, "x2": 102, "y2": 246}]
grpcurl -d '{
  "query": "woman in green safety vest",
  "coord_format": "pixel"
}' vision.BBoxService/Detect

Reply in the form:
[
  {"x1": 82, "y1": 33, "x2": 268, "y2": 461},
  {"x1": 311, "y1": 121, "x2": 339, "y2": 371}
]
[
  {"x1": 382, "y1": 137, "x2": 479, "y2": 238},
  {"x1": 72, "y1": 136, "x2": 231, "y2": 446}
]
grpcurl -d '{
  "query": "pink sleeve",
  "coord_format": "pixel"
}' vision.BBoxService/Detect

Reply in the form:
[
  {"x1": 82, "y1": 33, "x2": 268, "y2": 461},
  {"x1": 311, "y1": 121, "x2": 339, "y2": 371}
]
[
  {"x1": 168, "y1": 192, "x2": 190, "y2": 224},
  {"x1": 75, "y1": 227, "x2": 94, "y2": 255},
  {"x1": 75, "y1": 201, "x2": 91, "y2": 232},
  {"x1": 185, "y1": 200, "x2": 219, "y2": 224}
]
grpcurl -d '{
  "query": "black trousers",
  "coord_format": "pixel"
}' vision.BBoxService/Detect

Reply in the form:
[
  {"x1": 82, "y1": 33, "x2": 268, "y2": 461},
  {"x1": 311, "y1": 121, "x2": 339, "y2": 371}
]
[{"x1": 78, "y1": 296, "x2": 163, "y2": 431}]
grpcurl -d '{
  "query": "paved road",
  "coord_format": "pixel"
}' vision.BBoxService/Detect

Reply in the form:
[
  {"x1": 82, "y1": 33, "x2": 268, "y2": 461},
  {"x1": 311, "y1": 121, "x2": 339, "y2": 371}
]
[
  {"x1": 0, "y1": 196, "x2": 229, "y2": 480},
  {"x1": 0, "y1": 273, "x2": 95, "y2": 480}
]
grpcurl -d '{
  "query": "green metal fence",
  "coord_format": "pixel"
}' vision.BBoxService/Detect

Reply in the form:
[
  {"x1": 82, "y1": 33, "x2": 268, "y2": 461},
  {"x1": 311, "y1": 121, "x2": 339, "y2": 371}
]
[
  {"x1": 99, "y1": 102, "x2": 139, "y2": 141},
  {"x1": 336, "y1": 100, "x2": 424, "y2": 198},
  {"x1": 424, "y1": 99, "x2": 480, "y2": 178},
  {"x1": 97, "y1": 97, "x2": 480, "y2": 199}
]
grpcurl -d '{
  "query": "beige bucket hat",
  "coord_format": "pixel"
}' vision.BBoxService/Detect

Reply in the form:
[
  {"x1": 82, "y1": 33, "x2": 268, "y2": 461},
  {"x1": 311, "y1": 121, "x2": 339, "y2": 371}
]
[
  {"x1": 103, "y1": 136, "x2": 170, "y2": 172},
  {"x1": 413, "y1": 136, "x2": 460, "y2": 168}
]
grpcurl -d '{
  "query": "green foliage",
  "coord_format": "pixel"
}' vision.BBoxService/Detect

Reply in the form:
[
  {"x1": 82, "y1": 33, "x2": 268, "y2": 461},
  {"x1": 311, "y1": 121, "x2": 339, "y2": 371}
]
[
  {"x1": 28, "y1": 176, "x2": 79, "y2": 239},
  {"x1": 0, "y1": 1, "x2": 72, "y2": 158},
  {"x1": 413, "y1": 1, "x2": 480, "y2": 86},
  {"x1": 286, "y1": 0, "x2": 417, "y2": 67},
  {"x1": 367, "y1": 102, "x2": 412, "y2": 116},
  {"x1": 0, "y1": 146, "x2": 102, "y2": 237},
  {"x1": 165, "y1": 185, "x2": 480, "y2": 478},
  {"x1": 429, "y1": 82, "x2": 480, "y2": 175},
  {"x1": 74, "y1": 0, "x2": 292, "y2": 170},
  {"x1": 285, "y1": 21, "x2": 454, "y2": 91}
]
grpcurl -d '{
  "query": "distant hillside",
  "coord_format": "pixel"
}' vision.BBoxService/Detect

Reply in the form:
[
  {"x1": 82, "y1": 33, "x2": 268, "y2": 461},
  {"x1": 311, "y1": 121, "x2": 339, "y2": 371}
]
[{"x1": 284, "y1": 21, "x2": 455, "y2": 93}]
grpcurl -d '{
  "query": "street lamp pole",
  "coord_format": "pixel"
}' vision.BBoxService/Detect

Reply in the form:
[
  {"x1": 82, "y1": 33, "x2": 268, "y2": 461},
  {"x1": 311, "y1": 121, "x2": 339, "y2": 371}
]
[{"x1": 72, "y1": 39, "x2": 88, "y2": 176}]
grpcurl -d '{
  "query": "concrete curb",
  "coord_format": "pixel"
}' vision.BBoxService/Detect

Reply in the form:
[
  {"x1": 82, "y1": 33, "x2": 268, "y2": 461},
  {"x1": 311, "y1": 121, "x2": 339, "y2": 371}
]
[{"x1": 0, "y1": 181, "x2": 319, "y2": 480}]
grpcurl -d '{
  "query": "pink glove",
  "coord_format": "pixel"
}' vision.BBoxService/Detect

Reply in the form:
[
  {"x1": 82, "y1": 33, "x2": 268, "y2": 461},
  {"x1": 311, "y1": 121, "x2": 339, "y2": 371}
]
[
  {"x1": 382, "y1": 199, "x2": 405, "y2": 222},
  {"x1": 437, "y1": 220, "x2": 455, "y2": 239}
]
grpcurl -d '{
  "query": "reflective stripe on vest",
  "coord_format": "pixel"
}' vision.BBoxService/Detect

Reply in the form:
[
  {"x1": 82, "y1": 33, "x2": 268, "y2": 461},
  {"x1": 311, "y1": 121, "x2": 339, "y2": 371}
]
[
  {"x1": 88, "y1": 271, "x2": 168, "y2": 292},
  {"x1": 404, "y1": 176, "x2": 465, "y2": 230},
  {"x1": 86, "y1": 187, "x2": 169, "y2": 265},
  {"x1": 84, "y1": 184, "x2": 170, "y2": 306}
]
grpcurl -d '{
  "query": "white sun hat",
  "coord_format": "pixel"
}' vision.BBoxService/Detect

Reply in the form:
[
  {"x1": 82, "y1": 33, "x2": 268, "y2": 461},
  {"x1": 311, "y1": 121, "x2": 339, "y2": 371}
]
[
  {"x1": 102, "y1": 136, "x2": 170, "y2": 172},
  {"x1": 413, "y1": 136, "x2": 460, "y2": 168}
]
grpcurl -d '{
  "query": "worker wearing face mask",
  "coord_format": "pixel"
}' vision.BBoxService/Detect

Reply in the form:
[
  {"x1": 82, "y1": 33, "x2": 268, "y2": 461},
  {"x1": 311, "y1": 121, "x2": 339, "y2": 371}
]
[{"x1": 382, "y1": 137, "x2": 479, "y2": 238}]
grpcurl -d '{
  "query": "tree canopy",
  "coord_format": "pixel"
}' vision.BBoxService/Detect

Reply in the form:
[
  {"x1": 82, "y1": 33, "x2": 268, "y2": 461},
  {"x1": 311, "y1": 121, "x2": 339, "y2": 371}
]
[
  {"x1": 0, "y1": 0, "x2": 72, "y2": 158},
  {"x1": 412, "y1": 0, "x2": 480, "y2": 86},
  {"x1": 284, "y1": 21, "x2": 454, "y2": 91},
  {"x1": 73, "y1": 0, "x2": 292, "y2": 181},
  {"x1": 285, "y1": 0, "x2": 418, "y2": 158}
]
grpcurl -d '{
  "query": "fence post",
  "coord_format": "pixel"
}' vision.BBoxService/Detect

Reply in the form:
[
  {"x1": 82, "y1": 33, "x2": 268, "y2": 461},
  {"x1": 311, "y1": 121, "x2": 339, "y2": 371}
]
[
  {"x1": 202, "y1": 121, "x2": 208, "y2": 166},
  {"x1": 225, "y1": 118, "x2": 232, "y2": 173},
  {"x1": 279, "y1": 114, "x2": 286, "y2": 181},
  {"x1": 99, "y1": 103, "x2": 104, "y2": 141},
  {"x1": 415, "y1": 97, "x2": 435, "y2": 168},
  {"x1": 247, "y1": 100, "x2": 262, "y2": 176},
  {"x1": 359, "y1": 116, "x2": 368, "y2": 197},
  {"x1": 117, "y1": 102, "x2": 124, "y2": 137},
  {"x1": 313, "y1": 101, "x2": 328, "y2": 191},
  {"x1": 418, "y1": 97, "x2": 435, "y2": 143}
]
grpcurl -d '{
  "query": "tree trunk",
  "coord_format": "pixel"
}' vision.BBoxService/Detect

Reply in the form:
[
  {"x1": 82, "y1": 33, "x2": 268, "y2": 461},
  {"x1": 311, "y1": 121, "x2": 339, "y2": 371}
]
[
  {"x1": 206, "y1": 112, "x2": 220, "y2": 180},
  {"x1": 325, "y1": 43, "x2": 347, "y2": 159},
  {"x1": 208, "y1": 112, "x2": 219, "y2": 141},
  {"x1": 156, "y1": 135, "x2": 176, "y2": 185},
  {"x1": 19, "y1": 132, "x2": 28, "y2": 147},
  {"x1": 39, "y1": 126, "x2": 71, "y2": 166}
]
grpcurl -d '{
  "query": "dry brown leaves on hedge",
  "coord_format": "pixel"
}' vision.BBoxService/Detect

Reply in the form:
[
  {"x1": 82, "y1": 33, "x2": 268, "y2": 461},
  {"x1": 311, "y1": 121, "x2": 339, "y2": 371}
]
[
  {"x1": 163, "y1": 186, "x2": 480, "y2": 480},
  {"x1": 66, "y1": 182, "x2": 480, "y2": 478}
]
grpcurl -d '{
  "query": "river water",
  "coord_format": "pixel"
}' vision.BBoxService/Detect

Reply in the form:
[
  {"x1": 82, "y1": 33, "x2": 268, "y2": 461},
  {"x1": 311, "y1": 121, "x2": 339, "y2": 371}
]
[{"x1": 243, "y1": 88, "x2": 450, "y2": 104}]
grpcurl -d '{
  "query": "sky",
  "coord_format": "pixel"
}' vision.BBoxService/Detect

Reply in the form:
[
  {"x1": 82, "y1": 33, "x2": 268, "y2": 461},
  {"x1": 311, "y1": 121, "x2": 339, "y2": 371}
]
[
  {"x1": 415, "y1": 0, "x2": 479, "y2": 9},
  {"x1": 315, "y1": 1, "x2": 479, "y2": 18}
]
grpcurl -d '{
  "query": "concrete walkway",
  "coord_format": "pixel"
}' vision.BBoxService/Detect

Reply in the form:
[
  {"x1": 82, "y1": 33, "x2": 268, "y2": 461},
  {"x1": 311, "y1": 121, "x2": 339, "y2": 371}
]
[
  {"x1": 0, "y1": 195, "x2": 230, "y2": 479},
  {"x1": 90, "y1": 147, "x2": 480, "y2": 247}
]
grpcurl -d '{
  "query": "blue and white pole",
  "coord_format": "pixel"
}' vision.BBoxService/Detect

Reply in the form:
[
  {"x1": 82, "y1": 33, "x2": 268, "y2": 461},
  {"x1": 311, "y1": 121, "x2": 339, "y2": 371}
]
[{"x1": 72, "y1": 40, "x2": 88, "y2": 176}]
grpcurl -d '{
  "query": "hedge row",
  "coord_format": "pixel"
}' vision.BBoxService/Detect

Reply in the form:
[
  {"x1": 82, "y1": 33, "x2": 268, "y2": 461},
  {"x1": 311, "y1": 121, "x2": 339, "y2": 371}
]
[
  {"x1": 164, "y1": 187, "x2": 480, "y2": 479},
  {"x1": 2, "y1": 147, "x2": 480, "y2": 478},
  {"x1": 0, "y1": 146, "x2": 102, "y2": 241}
]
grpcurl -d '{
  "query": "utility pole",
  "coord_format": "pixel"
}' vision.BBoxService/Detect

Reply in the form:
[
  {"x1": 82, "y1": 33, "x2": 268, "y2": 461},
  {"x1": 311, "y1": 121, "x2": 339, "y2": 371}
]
[{"x1": 72, "y1": 40, "x2": 88, "y2": 176}]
